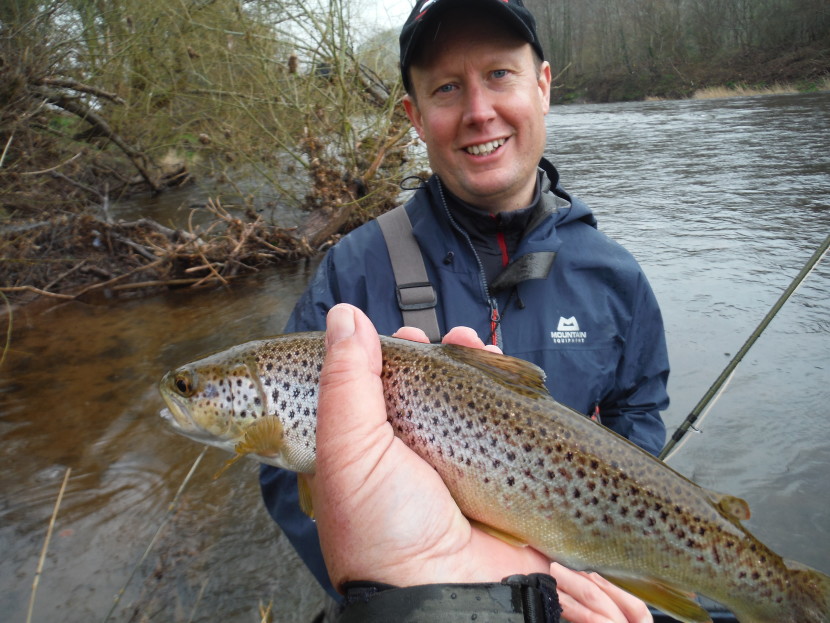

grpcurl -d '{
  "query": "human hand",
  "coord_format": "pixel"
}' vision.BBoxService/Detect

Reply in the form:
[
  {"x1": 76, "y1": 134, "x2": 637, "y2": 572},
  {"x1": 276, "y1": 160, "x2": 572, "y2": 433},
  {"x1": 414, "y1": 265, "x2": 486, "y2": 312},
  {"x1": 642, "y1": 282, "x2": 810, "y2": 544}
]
[
  {"x1": 309, "y1": 305, "x2": 651, "y2": 622},
  {"x1": 309, "y1": 304, "x2": 550, "y2": 589}
]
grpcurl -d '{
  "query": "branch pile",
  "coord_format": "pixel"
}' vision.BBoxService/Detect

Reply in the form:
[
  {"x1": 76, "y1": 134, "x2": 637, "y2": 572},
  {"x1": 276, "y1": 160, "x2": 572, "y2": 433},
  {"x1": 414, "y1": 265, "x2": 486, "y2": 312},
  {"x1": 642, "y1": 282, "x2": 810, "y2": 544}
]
[{"x1": 0, "y1": 200, "x2": 318, "y2": 305}]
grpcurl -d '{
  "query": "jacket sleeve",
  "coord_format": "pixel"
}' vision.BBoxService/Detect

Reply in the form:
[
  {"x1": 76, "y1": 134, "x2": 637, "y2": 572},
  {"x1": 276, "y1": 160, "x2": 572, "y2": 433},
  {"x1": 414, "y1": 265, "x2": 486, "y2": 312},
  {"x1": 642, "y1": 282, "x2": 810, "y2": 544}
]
[
  {"x1": 599, "y1": 273, "x2": 669, "y2": 456},
  {"x1": 259, "y1": 252, "x2": 341, "y2": 599}
]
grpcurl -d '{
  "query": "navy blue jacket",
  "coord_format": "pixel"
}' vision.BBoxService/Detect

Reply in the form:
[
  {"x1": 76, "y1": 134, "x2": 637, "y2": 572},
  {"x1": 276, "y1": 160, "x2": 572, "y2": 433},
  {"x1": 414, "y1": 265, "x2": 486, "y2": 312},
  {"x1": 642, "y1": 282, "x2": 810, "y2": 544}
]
[{"x1": 260, "y1": 160, "x2": 669, "y2": 598}]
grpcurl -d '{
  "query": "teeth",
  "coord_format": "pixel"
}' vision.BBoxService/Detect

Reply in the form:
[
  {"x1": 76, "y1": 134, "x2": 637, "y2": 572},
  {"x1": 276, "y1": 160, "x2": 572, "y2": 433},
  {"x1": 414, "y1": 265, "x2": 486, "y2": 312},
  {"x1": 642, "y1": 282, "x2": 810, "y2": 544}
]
[{"x1": 466, "y1": 138, "x2": 505, "y2": 156}]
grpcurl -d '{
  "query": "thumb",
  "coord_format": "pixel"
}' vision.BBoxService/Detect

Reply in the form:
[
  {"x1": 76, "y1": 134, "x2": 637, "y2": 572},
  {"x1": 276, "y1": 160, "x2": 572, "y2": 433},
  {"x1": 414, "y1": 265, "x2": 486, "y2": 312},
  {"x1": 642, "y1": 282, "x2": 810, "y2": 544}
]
[{"x1": 315, "y1": 304, "x2": 387, "y2": 474}]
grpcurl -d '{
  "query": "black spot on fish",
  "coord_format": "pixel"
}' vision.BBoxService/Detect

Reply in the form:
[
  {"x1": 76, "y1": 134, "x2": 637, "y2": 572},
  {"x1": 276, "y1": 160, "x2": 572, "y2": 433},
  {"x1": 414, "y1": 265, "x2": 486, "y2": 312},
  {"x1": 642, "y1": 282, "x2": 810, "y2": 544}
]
[
  {"x1": 506, "y1": 476, "x2": 515, "y2": 486},
  {"x1": 506, "y1": 451, "x2": 516, "y2": 461}
]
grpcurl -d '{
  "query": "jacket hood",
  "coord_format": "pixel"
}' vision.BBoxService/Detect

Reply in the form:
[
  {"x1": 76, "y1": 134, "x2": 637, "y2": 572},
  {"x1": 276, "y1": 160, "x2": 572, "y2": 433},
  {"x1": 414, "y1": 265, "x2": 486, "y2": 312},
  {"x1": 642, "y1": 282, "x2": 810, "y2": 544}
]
[{"x1": 538, "y1": 157, "x2": 597, "y2": 229}]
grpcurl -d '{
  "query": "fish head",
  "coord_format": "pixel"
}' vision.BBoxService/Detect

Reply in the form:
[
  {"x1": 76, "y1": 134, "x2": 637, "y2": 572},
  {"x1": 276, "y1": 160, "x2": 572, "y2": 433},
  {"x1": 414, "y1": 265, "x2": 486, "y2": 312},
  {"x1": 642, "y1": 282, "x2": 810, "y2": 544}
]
[{"x1": 159, "y1": 349, "x2": 267, "y2": 454}]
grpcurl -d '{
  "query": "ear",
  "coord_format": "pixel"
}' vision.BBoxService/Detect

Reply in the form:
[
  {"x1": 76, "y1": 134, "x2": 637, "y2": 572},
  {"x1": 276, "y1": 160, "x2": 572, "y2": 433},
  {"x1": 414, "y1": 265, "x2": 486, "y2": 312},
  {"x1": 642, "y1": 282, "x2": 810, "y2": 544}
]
[
  {"x1": 403, "y1": 94, "x2": 426, "y2": 141},
  {"x1": 538, "y1": 61, "x2": 552, "y2": 112}
]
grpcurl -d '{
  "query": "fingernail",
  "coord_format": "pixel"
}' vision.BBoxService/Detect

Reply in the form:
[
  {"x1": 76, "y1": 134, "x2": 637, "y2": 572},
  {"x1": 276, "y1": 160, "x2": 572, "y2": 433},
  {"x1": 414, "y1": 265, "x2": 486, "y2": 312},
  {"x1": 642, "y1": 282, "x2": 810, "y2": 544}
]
[{"x1": 326, "y1": 304, "x2": 355, "y2": 347}]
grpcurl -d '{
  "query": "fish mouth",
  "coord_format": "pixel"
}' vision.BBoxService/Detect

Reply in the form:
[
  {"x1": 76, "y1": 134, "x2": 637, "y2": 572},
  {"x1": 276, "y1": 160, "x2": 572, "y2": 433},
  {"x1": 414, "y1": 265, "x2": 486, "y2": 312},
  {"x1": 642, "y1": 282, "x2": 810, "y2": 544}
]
[{"x1": 159, "y1": 406, "x2": 189, "y2": 433}]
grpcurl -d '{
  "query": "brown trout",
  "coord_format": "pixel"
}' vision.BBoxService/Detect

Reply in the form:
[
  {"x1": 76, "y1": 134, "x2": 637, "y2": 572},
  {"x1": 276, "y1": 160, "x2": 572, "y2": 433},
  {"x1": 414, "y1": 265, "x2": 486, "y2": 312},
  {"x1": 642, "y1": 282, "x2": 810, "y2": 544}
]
[{"x1": 159, "y1": 332, "x2": 830, "y2": 623}]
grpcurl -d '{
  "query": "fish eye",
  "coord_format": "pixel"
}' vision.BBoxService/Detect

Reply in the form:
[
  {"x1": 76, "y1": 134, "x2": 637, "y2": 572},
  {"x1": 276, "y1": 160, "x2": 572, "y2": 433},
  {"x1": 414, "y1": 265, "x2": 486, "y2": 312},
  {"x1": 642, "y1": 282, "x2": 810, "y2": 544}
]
[{"x1": 174, "y1": 371, "x2": 194, "y2": 396}]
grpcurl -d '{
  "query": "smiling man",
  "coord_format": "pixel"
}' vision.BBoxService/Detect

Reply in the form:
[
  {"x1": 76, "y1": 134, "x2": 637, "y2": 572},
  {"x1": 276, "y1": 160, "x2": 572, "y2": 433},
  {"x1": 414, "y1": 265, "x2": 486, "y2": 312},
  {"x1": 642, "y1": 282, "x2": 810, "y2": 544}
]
[
  {"x1": 261, "y1": 1, "x2": 669, "y2": 621},
  {"x1": 401, "y1": 4, "x2": 550, "y2": 213}
]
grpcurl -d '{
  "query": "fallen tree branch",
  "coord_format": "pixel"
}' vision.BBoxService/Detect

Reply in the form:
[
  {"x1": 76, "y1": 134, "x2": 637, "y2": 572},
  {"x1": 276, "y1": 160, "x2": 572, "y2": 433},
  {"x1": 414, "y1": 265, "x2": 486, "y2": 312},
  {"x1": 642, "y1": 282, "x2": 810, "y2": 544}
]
[{"x1": 31, "y1": 86, "x2": 162, "y2": 192}]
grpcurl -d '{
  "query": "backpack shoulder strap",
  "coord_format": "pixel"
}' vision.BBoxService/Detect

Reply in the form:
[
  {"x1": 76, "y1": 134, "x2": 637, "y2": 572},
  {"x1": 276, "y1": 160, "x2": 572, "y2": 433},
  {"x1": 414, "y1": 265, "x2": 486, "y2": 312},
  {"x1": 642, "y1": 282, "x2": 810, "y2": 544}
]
[{"x1": 376, "y1": 205, "x2": 441, "y2": 343}]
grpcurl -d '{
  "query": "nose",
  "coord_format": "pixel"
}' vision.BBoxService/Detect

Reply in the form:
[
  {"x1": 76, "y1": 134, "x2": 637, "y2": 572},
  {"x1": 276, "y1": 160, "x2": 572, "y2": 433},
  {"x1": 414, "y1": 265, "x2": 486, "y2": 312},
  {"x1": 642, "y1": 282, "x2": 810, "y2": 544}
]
[{"x1": 462, "y1": 81, "x2": 496, "y2": 126}]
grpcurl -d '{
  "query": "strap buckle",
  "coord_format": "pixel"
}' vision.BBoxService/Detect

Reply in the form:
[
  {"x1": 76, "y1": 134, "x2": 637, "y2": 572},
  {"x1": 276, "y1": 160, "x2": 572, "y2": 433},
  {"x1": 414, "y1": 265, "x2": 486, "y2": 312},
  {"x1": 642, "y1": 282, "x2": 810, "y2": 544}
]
[{"x1": 396, "y1": 281, "x2": 437, "y2": 311}]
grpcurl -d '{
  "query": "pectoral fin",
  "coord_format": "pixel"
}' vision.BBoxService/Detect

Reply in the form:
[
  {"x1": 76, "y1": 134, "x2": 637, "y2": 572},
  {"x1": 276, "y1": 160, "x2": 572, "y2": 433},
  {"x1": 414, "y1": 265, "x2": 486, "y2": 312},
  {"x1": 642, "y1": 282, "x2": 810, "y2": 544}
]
[
  {"x1": 469, "y1": 519, "x2": 528, "y2": 548},
  {"x1": 213, "y1": 417, "x2": 285, "y2": 480},
  {"x1": 234, "y1": 417, "x2": 285, "y2": 457},
  {"x1": 601, "y1": 573, "x2": 712, "y2": 623}
]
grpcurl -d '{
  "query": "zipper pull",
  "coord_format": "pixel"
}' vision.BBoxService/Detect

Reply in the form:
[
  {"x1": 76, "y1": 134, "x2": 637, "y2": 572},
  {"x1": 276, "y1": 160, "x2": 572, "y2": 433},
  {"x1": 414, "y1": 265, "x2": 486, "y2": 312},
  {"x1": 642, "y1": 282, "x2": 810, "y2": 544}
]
[
  {"x1": 489, "y1": 304, "x2": 500, "y2": 347},
  {"x1": 589, "y1": 402, "x2": 602, "y2": 424}
]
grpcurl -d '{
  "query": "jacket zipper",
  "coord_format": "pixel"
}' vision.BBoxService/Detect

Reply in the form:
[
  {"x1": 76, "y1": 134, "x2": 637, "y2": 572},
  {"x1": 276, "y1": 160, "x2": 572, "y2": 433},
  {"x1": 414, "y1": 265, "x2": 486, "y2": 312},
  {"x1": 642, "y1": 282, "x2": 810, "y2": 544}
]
[{"x1": 436, "y1": 178, "x2": 502, "y2": 348}]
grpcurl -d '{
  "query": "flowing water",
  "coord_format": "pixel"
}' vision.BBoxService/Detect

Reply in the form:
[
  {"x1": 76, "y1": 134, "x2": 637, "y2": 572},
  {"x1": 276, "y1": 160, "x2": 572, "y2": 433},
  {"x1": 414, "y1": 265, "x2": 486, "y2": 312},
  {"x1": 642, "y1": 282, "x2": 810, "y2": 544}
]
[{"x1": 2, "y1": 92, "x2": 828, "y2": 622}]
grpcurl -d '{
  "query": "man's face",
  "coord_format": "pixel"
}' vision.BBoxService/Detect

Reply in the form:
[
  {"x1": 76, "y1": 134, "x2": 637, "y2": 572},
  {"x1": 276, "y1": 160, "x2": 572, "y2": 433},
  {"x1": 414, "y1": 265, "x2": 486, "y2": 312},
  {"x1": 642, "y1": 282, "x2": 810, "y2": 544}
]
[{"x1": 403, "y1": 14, "x2": 551, "y2": 213}]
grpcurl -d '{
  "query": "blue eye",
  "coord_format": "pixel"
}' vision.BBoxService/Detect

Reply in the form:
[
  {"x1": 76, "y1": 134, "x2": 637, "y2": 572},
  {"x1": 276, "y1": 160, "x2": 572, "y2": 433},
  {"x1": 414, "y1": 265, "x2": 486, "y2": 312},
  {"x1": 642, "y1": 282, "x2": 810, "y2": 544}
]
[
  {"x1": 437, "y1": 84, "x2": 455, "y2": 94},
  {"x1": 492, "y1": 69, "x2": 508, "y2": 79}
]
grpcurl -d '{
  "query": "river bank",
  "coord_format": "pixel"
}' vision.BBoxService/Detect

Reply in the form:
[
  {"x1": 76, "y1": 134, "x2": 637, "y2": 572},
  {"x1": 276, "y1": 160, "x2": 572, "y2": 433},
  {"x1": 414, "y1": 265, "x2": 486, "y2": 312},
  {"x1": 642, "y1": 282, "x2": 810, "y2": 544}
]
[{"x1": 2, "y1": 72, "x2": 828, "y2": 309}]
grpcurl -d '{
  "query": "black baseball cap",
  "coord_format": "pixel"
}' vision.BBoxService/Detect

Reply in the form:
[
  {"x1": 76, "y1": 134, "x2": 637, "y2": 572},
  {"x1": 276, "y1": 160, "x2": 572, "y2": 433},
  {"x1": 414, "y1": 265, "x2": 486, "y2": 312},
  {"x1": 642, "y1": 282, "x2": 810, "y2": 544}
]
[{"x1": 399, "y1": 0, "x2": 545, "y2": 93}]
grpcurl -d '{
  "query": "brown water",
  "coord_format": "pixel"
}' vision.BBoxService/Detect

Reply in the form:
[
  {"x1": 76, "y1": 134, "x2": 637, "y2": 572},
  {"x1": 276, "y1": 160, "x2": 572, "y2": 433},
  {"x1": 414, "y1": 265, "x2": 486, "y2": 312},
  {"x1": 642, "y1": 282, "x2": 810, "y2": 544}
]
[{"x1": 2, "y1": 92, "x2": 829, "y2": 622}]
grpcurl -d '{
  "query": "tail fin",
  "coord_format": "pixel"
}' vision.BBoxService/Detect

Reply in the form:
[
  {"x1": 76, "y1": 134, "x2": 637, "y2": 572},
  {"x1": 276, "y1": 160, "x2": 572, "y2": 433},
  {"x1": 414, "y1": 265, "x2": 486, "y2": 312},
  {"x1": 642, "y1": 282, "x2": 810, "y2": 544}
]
[{"x1": 786, "y1": 560, "x2": 830, "y2": 623}]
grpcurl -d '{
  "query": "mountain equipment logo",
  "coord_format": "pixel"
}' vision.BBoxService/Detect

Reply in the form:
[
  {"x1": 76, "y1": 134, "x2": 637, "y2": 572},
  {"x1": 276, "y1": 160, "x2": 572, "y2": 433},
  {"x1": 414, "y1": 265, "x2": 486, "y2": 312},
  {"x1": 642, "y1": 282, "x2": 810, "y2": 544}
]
[{"x1": 551, "y1": 316, "x2": 587, "y2": 344}]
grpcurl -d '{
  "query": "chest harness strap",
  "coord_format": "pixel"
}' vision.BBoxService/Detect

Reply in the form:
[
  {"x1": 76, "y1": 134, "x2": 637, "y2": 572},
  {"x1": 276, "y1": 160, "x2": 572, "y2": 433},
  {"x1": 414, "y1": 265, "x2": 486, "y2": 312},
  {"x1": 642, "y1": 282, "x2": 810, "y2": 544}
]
[{"x1": 377, "y1": 206, "x2": 441, "y2": 343}]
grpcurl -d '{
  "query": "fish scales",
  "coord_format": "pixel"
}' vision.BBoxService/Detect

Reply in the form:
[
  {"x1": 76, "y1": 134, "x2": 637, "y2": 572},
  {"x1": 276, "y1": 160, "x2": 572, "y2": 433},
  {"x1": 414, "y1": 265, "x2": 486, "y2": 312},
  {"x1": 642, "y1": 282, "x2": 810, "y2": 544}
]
[{"x1": 159, "y1": 332, "x2": 830, "y2": 623}]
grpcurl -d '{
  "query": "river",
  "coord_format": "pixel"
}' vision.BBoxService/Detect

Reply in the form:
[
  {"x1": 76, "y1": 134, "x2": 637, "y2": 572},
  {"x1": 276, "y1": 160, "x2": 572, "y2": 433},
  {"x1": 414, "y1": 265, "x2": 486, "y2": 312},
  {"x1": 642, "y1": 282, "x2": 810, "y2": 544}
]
[{"x1": 1, "y1": 92, "x2": 828, "y2": 622}]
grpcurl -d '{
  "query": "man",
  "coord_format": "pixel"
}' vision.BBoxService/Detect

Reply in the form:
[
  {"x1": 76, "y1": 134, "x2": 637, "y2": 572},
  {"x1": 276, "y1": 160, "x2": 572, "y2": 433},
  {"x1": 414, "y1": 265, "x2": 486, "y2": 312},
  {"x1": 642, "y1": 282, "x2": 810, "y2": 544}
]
[{"x1": 262, "y1": 0, "x2": 669, "y2": 620}]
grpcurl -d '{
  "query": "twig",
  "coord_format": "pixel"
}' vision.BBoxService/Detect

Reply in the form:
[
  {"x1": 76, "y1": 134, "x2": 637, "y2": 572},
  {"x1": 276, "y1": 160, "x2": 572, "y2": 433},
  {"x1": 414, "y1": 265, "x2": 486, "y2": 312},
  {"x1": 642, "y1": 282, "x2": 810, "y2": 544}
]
[
  {"x1": 0, "y1": 285, "x2": 76, "y2": 300},
  {"x1": 104, "y1": 448, "x2": 207, "y2": 623},
  {"x1": 107, "y1": 231, "x2": 159, "y2": 262},
  {"x1": 44, "y1": 260, "x2": 87, "y2": 291},
  {"x1": 21, "y1": 151, "x2": 84, "y2": 176},
  {"x1": 33, "y1": 77, "x2": 126, "y2": 105},
  {"x1": 72, "y1": 258, "x2": 165, "y2": 298},
  {"x1": 0, "y1": 292, "x2": 11, "y2": 368},
  {"x1": 26, "y1": 467, "x2": 72, "y2": 623},
  {"x1": 188, "y1": 209, "x2": 229, "y2": 286},
  {"x1": 0, "y1": 130, "x2": 14, "y2": 169}
]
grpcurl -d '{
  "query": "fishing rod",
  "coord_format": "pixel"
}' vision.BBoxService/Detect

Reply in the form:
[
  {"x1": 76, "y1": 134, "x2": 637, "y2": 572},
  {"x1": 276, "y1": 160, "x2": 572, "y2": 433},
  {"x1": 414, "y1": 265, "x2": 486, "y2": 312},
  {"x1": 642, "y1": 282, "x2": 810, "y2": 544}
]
[{"x1": 660, "y1": 232, "x2": 830, "y2": 462}]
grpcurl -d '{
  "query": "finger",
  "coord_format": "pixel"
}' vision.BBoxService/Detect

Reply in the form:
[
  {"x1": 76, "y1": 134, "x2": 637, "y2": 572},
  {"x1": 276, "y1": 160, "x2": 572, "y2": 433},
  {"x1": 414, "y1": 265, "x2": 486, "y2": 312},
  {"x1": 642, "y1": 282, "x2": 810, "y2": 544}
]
[
  {"x1": 393, "y1": 326, "x2": 430, "y2": 343},
  {"x1": 584, "y1": 573, "x2": 652, "y2": 623},
  {"x1": 550, "y1": 563, "x2": 636, "y2": 623},
  {"x1": 442, "y1": 326, "x2": 484, "y2": 348},
  {"x1": 441, "y1": 327, "x2": 503, "y2": 354}
]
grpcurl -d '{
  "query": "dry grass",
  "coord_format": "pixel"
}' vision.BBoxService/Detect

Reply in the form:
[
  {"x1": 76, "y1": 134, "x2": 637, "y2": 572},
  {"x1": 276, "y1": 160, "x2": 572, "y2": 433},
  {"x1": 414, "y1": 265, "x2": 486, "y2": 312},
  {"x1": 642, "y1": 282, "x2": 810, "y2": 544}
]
[{"x1": 693, "y1": 82, "x2": 800, "y2": 99}]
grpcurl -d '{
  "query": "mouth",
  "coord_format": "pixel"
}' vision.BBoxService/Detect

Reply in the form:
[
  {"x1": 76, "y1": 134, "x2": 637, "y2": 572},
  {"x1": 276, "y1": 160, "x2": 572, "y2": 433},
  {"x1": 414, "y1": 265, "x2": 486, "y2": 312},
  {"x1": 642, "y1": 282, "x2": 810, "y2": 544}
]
[{"x1": 464, "y1": 137, "x2": 506, "y2": 156}]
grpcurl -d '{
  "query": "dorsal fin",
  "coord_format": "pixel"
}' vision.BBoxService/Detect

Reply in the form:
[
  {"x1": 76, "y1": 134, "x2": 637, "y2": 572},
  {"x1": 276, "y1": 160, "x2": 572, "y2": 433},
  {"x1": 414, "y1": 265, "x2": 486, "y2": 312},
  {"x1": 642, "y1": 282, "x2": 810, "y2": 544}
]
[
  {"x1": 704, "y1": 489, "x2": 751, "y2": 521},
  {"x1": 442, "y1": 345, "x2": 550, "y2": 399}
]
